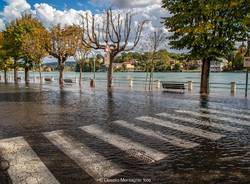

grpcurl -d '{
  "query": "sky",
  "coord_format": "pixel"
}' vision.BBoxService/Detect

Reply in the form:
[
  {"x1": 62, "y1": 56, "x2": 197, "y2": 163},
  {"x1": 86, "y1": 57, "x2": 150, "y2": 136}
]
[
  {"x1": 0, "y1": 0, "x2": 100, "y2": 12},
  {"x1": 0, "y1": 0, "x2": 165, "y2": 28},
  {"x1": 0, "y1": 0, "x2": 171, "y2": 61}
]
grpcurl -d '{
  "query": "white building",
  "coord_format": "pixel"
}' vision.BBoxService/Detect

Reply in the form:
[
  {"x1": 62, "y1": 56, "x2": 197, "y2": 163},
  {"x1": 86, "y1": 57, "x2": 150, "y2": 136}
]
[{"x1": 210, "y1": 58, "x2": 228, "y2": 72}]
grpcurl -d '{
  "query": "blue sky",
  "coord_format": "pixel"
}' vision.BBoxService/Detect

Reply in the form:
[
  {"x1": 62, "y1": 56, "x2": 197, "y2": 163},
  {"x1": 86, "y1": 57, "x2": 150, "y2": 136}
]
[
  {"x1": 0, "y1": 0, "x2": 102, "y2": 12},
  {"x1": 0, "y1": 0, "x2": 168, "y2": 50}
]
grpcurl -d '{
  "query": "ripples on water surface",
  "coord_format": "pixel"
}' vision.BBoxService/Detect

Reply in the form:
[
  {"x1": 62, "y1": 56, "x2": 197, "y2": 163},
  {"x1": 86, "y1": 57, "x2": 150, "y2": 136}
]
[{"x1": 0, "y1": 83, "x2": 250, "y2": 184}]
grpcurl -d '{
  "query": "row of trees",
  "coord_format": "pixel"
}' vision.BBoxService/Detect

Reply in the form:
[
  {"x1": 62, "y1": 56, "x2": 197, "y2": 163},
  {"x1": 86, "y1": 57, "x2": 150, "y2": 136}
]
[
  {"x1": 114, "y1": 50, "x2": 184, "y2": 71},
  {"x1": 1, "y1": 2, "x2": 250, "y2": 95},
  {"x1": 0, "y1": 10, "x2": 147, "y2": 88},
  {"x1": 0, "y1": 15, "x2": 85, "y2": 86}
]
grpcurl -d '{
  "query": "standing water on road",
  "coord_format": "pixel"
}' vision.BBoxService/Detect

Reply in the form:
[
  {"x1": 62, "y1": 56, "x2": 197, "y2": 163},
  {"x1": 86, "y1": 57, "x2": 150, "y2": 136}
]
[{"x1": 0, "y1": 83, "x2": 250, "y2": 183}]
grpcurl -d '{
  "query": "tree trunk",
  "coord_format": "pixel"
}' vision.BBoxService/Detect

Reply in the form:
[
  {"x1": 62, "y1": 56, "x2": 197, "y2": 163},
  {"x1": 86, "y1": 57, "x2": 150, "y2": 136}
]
[
  {"x1": 25, "y1": 67, "x2": 29, "y2": 84},
  {"x1": 4, "y1": 69, "x2": 7, "y2": 84},
  {"x1": 145, "y1": 67, "x2": 149, "y2": 90},
  {"x1": 79, "y1": 63, "x2": 83, "y2": 87},
  {"x1": 14, "y1": 60, "x2": 18, "y2": 83},
  {"x1": 39, "y1": 64, "x2": 42, "y2": 84},
  {"x1": 59, "y1": 63, "x2": 65, "y2": 87},
  {"x1": 107, "y1": 56, "x2": 114, "y2": 88},
  {"x1": 149, "y1": 67, "x2": 154, "y2": 91},
  {"x1": 200, "y1": 58, "x2": 211, "y2": 95}
]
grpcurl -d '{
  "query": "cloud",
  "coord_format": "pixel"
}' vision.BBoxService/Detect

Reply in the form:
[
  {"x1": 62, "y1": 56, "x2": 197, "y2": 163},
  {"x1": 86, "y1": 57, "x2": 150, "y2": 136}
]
[
  {"x1": 1, "y1": 0, "x2": 31, "y2": 21},
  {"x1": 34, "y1": 3, "x2": 88, "y2": 27},
  {"x1": 91, "y1": 0, "x2": 162, "y2": 9},
  {"x1": 0, "y1": 19, "x2": 6, "y2": 31},
  {"x1": 110, "y1": 0, "x2": 162, "y2": 8},
  {"x1": 0, "y1": 0, "x2": 171, "y2": 51}
]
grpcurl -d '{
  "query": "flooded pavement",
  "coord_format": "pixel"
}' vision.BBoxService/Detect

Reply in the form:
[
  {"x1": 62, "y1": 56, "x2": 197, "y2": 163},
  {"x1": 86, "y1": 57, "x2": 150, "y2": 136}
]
[{"x1": 0, "y1": 83, "x2": 250, "y2": 184}]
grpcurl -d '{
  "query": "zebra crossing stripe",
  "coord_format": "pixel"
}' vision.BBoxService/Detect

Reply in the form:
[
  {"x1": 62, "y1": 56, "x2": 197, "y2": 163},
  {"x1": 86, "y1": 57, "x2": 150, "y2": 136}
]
[
  {"x1": 199, "y1": 108, "x2": 250, "y2": 120},
  {"x1": 209, "y1": 106, "x2": 250, "y2": 115},
  {"x1": 0, "y1": 137, "x2": 59, "y2": 184},
  {"x1": 113, "y1": 120, "x2": 199, "y2": 149},
  {"x1": 136, "y1": 116, "x2": 224, "y2": 141},
  {"x1": 176, "y1": 110, "x2": 250, "y2": 126},
  {"x1": 43, "y1": 130, "x2": 124, "y2": 180},
  {"x1": 80, "y1": 125, "x2": 167, "y2": 163},
  {"x1": 157, "y1": 113, "x2": 242, "y2": 132}
]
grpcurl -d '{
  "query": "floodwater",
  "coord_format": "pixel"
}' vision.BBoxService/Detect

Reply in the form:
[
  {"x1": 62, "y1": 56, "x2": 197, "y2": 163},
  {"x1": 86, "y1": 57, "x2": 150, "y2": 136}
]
[{"x1": 0, "y1": 83, "x2": 250, "y2": 184}]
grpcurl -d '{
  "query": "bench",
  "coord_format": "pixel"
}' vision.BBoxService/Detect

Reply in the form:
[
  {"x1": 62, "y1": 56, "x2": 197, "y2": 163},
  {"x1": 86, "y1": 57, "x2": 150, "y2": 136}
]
[
  {"x1": 161, "y1": 81, "x2": 185, "y2": 93},
  {"x1": 64, "y1": 79, "x2": 75, "y2": 84},
  {"x1": 44, "y1": 77, "x2": 53, "y2": 82}
]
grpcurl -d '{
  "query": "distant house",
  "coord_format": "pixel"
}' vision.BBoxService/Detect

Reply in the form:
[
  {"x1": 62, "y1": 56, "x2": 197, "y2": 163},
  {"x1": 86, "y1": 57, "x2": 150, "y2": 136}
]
[
  {"x1": 122, "y1": 61, "x2": 135, "y2": 71},
  {"x1": 183, "y1": 59, "x2": 202, "y2": 71},
  {"x1": 210, "y1": 58, "x2": 228, "y2": 72}
]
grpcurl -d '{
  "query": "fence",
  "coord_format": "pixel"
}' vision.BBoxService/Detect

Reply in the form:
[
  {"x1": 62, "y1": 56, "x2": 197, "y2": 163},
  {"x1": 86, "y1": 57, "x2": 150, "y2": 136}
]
[{"x1": 0, "y1": 74, "x2": 248, "y2": 95}]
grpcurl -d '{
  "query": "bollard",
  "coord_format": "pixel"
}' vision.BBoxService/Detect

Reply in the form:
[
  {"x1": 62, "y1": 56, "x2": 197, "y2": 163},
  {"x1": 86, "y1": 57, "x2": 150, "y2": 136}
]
[
  {"x1": 187, "y1": 81, "x2": 193, "y2": 91},
  {"x1": 90, "y1": 79, "x2": 96, "y2": 88},
  {"x1": 156, "y1": 80, "x2": 161, "y2": 89},
  {"x1": 231, "y1": 81, "x2": 236, "y2": 94},
  {"x1": 129, "y1": 79, "x2": 133, "y2": 87}
]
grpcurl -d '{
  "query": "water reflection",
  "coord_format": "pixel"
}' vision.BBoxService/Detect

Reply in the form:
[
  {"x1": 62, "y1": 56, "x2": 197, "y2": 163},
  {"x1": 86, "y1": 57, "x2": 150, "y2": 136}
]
[
  {"x1": 199, "y1": 95, "x2": 209, "y2": 109},
  {"x1": 0, "y1": 83, "x2": 250, "y2": 183}
]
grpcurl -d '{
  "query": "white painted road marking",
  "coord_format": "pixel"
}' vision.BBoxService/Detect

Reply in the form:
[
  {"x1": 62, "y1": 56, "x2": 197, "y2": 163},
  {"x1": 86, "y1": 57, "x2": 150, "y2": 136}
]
[
  {"x1": 157, "y1": 112, "x2": 242, "y2": 132},
  {"x1": 209, "y1": 106, "x2": 250, "y2": 115},
  {"x1": 199, "y1": 108, "x2": 250, "y2": 120},
  {"x1": 113, "y1": 120, "x2": 199, "y2": 149},
  {"x1": 43, "y1": 130, "x2": 124, "y2": 181},
  {"x1": 176, "y1": 110, "x2": 250, "y2": 126},
  {"x1": 80, "y1": 125, "x2": 167, "y2": 163},
  {"x1": 0, "y1": 137, "x2": 59, "y2": 184},
  {"x1": 136, "y1": 116, "x2": 224, "y2": 141}
]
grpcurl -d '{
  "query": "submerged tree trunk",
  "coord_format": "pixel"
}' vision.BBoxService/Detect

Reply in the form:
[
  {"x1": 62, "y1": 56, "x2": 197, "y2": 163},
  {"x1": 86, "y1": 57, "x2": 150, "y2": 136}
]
[
  {"x1": 149, "y1": 67, "x2": 154, "y2": 91},
  {"x1": 39, "y1": 64, "x2": 42, "y2": 84},
  {"x1": 4, "y1": 69, "x2": 7, "y2": 84},
  {"x1": 14, "y1": 60, "x2": 18, "y2": 83},
  {"x1": 107, "y1": 56, "x2": 114, "y2": 89},
  {"x1": 200, "y1": 58, "x2": 211, "y2": 95},
  {"x1": 59, "y1": 62, "x2": 65, "y2": 87},
  {"x1": 25, "y1": 67, "x2": 29, "y2": 84},
  {"x1": 79, "y1": 63, "x2": 83, "y2": 87},
  {"x1": 145, "y1": 67, "x2": 149, "y2": 90}
]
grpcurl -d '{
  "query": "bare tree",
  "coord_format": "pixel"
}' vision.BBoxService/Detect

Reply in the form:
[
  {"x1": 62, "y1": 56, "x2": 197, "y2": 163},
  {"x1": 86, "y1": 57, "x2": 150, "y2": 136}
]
[
  {"x1": 81, "y1": 9, "x2": 147, "y2": 88},
  {"x1": 142, "y1": 28, "x2": 166, "y2": 90},
  {"x1": 74, "y1": 47, "x2": 91, "y2": 87}
]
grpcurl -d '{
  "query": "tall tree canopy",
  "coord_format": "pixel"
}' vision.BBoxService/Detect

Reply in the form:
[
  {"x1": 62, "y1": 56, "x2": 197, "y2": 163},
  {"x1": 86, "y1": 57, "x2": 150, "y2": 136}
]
[
  {"x1": 3, "y1": 14, "x2": 47, "y2": 83},
  {"x1": 21, "y1": 24, "x2": 49, "y2": 82},
  {"x1": 162, "y1": 0, "x2": 250, "y2": 94}
]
